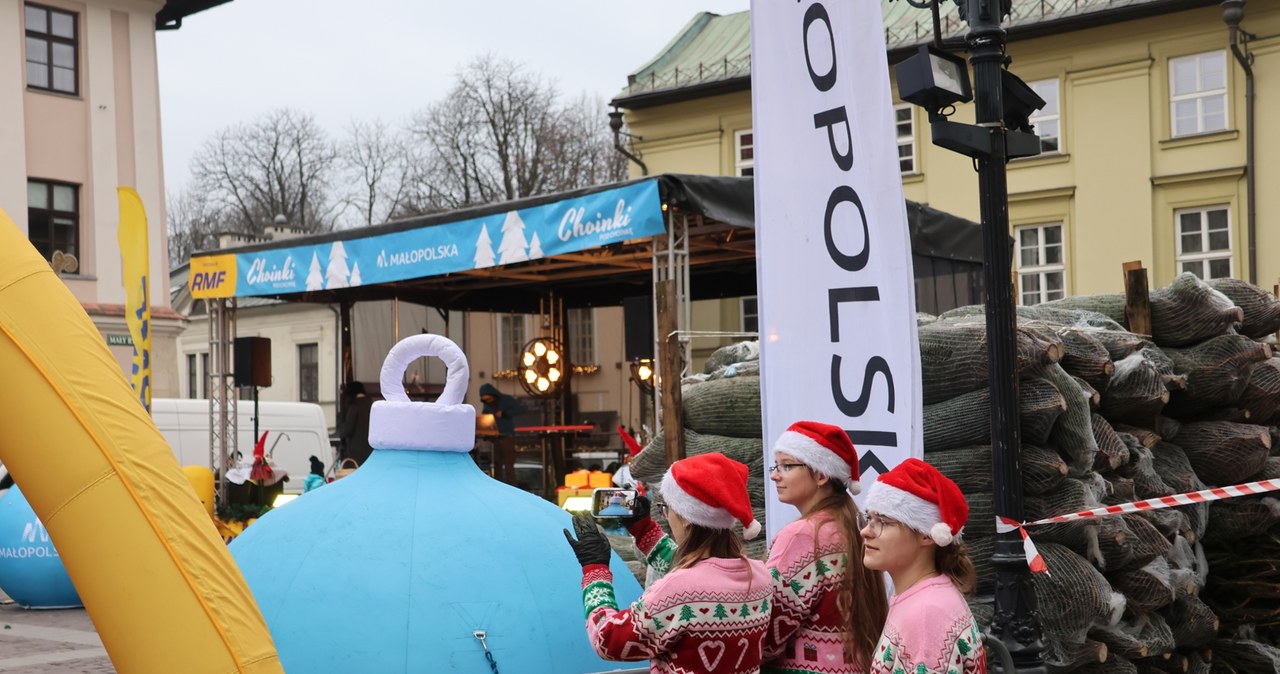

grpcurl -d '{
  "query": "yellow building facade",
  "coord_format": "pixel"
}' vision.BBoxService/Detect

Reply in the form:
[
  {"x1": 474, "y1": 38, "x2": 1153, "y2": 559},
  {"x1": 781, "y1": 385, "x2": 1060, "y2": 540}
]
[{"x1": 615, "y1": 1, "x2": 1280, "y2": 308}]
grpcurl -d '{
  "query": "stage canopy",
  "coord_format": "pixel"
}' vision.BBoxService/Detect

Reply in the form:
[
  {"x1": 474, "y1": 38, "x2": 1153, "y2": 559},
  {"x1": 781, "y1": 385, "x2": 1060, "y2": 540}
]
[{"x1": 187, "y1": 174, "x2": 985, "y2": 314}]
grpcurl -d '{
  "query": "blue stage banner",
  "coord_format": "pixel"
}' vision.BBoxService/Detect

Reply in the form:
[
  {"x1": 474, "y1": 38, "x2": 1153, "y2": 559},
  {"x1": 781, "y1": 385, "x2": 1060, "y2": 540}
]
[{"x1": 232, "y1": 179, "x2": 664, "y2": 297}]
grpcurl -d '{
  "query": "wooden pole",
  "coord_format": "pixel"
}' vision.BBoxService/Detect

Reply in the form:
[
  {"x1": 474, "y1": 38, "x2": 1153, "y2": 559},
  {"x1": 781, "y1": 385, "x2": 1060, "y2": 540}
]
[
  {"x1": 1122, "y1": 261, "x2": 1152, "y2": 337},
  {"x1": 656, "y1": 279, "x2": 684, "y2": 465}
]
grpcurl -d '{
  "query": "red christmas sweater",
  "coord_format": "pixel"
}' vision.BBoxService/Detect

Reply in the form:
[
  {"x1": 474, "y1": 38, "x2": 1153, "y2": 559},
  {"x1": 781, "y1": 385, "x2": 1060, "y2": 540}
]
[
  {"x1": 763, "y1": 513, "x2": 869, "y2": 674},
  {"x1": 580, "y1": 519, "x2": 773, "y2": 673}
]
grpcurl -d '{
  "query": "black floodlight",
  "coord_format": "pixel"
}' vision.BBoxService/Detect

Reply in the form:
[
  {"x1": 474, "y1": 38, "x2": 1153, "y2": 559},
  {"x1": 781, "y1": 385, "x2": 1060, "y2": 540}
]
[
  {"x1": 895, "y1": 45, "x2": 972, "y2": 113},
  {"x1": 1001, "y1": 68, "x2": 1046, "y2": 133}
]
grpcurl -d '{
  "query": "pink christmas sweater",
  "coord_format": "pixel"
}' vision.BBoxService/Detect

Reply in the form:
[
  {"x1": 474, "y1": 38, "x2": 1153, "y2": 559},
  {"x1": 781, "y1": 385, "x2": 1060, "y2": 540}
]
[
  {"x1": 579, "y1": 518, "x2": 773, "y2": 673},
  {"x1": 763, "y1": 513, "x2": 867, "y2": 674},
  {"x1": 870, "y1": 575, "x2": 985, "y2": 674},
  {"x1": 580, "y1": 557, "x2": 773, "y2": 674}
]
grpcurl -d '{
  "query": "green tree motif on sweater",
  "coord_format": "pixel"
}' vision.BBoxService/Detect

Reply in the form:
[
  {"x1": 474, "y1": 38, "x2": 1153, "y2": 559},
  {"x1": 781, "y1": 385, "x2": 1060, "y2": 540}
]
[
  {"x1": 713, "y1": 604, "x2": 729, "y2": 619},
  {"x1": 679, "y1": 605, "x2": 695, "y2": 622}
]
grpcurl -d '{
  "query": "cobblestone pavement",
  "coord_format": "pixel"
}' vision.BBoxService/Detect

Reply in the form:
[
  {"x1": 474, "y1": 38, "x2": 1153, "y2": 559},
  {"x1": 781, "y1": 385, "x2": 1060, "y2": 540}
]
[{"x1": 0, "y1": 594, "x2": 113, "y2": 672}]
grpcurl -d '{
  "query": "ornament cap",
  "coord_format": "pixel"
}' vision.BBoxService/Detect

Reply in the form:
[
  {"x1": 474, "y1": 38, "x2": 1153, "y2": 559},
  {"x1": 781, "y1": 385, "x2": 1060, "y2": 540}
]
[{"x1": 369, "y1": 334, "x2": 476, "y2": 452}]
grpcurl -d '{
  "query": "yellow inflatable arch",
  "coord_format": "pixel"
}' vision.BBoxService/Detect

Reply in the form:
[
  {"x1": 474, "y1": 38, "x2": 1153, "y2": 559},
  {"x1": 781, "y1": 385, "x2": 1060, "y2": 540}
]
[{"x1": 0, "y1": 213, "x2": 281, "y2": 673}]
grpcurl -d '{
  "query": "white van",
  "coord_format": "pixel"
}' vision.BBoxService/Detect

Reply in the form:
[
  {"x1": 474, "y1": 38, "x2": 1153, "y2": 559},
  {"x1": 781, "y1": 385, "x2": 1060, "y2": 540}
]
[{"x1": 151, "y1": 398, "x2": 334, "y2": 494}]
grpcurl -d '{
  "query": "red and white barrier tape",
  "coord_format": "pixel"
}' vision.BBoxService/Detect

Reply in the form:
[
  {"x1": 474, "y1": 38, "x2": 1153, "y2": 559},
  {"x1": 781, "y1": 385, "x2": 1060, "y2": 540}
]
[{"x1": 995, "y1": 477, "x2": 1280, "y2": 575}]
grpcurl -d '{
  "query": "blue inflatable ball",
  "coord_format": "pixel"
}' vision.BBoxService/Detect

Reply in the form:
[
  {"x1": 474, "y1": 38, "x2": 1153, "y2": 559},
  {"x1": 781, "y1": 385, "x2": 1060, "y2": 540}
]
[
  {"x1": 0, "y1": 486, "x2": 82, "y2": 609},
  {"x1": 232, "y1": 333, "x2": 646, "y2": 673},
  {"x1": 232, "y1": 449, "x2": 645, "y2": 673}
]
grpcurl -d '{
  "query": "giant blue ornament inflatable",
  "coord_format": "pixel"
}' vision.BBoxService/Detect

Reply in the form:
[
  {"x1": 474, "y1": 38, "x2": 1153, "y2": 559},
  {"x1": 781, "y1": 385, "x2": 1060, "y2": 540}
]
[
  {"x1": 231, "y1": 334, "x2": 646, "y2": 672},
  {"x1": 0, "y1": 486, "x2": 82, "y2": 609}
]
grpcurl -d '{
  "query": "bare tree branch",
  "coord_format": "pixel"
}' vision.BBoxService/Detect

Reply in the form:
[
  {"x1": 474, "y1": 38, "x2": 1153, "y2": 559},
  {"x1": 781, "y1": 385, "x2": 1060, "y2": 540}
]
[
  {"x1": 189, "y1": 109, "x2": 339, "y2": 235},
  {"x1": 336, "y1": 118, "x2": 412, "y2": 226},
  {"x1": 402, "y1": 55, "x2": 626, "y2": 215},
  {"x1": 165, "y1": 186, "x2": 226, "y2": 267}
]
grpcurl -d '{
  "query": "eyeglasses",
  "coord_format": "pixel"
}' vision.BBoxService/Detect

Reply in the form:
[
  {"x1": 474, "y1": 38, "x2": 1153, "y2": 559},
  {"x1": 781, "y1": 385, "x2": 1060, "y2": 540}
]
[
  {"x1": 768, "y1": 462, "x2": 807, "y2": 475},
  {"x1": 654, "y1": 502, "x2": 670, "y2": 518},
  {"x1": 858, "y1": 512, "x2": 903, "y2": 536}
]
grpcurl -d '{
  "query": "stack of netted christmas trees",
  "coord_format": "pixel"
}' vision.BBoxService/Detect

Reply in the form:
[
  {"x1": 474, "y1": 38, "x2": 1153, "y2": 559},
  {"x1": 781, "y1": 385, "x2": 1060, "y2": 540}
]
[{"x1": 627, "y1": 273, "x2": 1280, "y2": 672}]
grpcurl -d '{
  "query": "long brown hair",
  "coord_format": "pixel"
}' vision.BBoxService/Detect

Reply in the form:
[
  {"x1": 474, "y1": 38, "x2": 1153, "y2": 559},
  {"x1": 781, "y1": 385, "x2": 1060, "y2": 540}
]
[
  {"x1": 811, "y1": 481, "x2": 889, "y2": 669},
  {"x1": 671, "y1": 522, "x2": 747, "y2": 571},
  {"x1": 935, "y1": 538, "x2": 977, "y2": 595}
]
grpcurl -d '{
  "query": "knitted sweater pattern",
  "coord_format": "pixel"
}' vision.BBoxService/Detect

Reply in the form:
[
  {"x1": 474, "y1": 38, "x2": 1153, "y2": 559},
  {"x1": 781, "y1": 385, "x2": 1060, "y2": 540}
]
[
  {"x1": 581, "y1": 554, "x2": 773, "y2": 674},
  {"x1": 762, "y1": 514, "x2": 864, "y2": 674},
  {"x1": 869, "y1": 576, "x2": 985, "y2": 674}
]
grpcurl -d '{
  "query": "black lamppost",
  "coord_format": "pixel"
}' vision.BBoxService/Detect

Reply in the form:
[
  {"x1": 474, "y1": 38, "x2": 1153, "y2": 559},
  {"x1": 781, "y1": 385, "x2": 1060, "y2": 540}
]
[{"x1": 896, "y1": 0, "x2": 1046, "y2": 670}]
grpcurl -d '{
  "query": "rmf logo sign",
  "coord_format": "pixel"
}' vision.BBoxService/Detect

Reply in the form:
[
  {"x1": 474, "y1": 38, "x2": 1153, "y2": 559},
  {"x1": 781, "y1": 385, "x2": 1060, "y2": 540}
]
[{"x1": 189, "y1": 254, "x2": 237, "y2": 299}]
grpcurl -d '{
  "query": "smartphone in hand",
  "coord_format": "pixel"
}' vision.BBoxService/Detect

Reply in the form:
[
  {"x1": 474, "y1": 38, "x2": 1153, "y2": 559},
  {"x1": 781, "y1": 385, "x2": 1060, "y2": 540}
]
[{"x1": 591, "y1": 488, "x2": 637, "y2": 520}]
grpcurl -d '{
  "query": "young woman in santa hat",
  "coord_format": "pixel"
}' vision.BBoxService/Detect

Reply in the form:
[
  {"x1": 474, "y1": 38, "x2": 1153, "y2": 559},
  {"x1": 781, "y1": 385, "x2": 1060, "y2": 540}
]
[
  {"x1": 762, "y1": 420, "x2": 889, "y2": 673},
  {"x1": 860, "y1": 458, "x2": 986, "y2": 674},
  {"x1": 563, "y1": 452, "x2": 772, "y2": 673}
]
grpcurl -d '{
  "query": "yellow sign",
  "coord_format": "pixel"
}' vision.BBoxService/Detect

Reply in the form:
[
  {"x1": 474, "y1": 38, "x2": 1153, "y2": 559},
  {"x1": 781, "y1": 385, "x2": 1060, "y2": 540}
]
[
  {"x1": 117, "y1": 187, "x2": 151, "y2": 412},
  {"x1": 189, "y1": 254, "x2": 238, "y2": 299}
]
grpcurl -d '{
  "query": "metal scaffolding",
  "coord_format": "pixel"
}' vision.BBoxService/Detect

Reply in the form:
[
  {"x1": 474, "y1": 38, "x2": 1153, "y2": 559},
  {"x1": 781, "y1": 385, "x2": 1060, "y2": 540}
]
[
  {"x1": 207, "y1": 297, "x2": 238, "y2": 508},
  {"x1": 652, "y1": 210, "x2": 691, "y2": 463}
]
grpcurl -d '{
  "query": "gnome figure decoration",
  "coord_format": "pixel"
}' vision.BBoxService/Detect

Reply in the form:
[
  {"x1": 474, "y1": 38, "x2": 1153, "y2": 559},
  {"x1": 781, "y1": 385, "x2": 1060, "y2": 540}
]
[{"x1": 230, "y1": 334, "x2": 643, "y2": 672}]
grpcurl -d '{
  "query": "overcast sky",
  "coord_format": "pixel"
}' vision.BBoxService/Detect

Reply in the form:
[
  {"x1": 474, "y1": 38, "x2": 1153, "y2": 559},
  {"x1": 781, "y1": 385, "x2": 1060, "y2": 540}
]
[{"x1": 155, "y1": 0, "x2": 750, "y2": 196}]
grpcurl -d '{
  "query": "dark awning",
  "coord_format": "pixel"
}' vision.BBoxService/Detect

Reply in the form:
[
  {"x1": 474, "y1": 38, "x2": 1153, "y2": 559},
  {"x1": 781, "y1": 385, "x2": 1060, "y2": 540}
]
[
  {"x1": 186, "y1": 174, "x2": 981, "y2": 314},
  {"x1": 156, "y1": 0, "x2": 233, "y2": 30}
]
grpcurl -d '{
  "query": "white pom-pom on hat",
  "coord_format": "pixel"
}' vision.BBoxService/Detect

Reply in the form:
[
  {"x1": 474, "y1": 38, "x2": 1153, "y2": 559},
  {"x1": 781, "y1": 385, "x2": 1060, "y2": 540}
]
[
  {"x1": 863, "y1": 458, "x2": 968, "y2": 546},
  {"x1": 772, "y1": 421, "x2": 861, "y2": 493},
  {"x1": 930, "y1": 522, "x2": 954, "y2": 547}
]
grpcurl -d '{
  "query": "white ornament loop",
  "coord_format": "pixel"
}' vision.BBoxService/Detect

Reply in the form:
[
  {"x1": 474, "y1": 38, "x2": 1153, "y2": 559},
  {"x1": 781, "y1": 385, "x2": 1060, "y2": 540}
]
[
  {"x1": 369, "y1": 334, "x2": 475, "y2": 453},
  {"x1": 379, "y1": 334, "x2": 469, "y2": 406}
]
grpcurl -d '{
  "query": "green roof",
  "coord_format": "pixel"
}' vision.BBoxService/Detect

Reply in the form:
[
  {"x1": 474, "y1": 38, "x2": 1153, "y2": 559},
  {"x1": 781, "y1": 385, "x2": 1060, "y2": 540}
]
[
  {"x1": 616, "y1": 0, "x2": 1209, "y2": 105},
  {"x1": 623, "y1": 12, "x2": 751, "y2": 102}
]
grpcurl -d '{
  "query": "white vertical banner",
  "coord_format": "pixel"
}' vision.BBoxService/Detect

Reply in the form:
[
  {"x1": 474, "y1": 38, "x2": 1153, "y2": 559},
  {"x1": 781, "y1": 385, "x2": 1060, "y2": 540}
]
[{"x1": 751, "y1": 0, "x2": 923, "y2": 542}]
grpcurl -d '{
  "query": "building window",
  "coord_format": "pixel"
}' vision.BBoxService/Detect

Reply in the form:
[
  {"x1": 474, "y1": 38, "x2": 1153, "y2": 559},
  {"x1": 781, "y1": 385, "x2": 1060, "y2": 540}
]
[
  {"x1": 1176, "y1": 206, "x2": 1232, "y2": 280},
  {"x1": 27, "y1": 180, "x2": 79, "y2": 271},
  {"x1": 24, "y1": 4, "x2": 77, "y2": 95},
  {"x1": 1170, "y1": 51, "x2": 1226, "y2": 137},
  {"x1": 298, "y1": 343, "x2": 319, "y2": 403},
  {"x1": 201, "y1": 352, "x2": 210, "y2": 397},
  {"x1": 741, "y1": 296, "x2": 758, "y2": 333},
  {"x1": 1027, "y1": 79, "x2": 1060, "y2": 153},
  {"x1": 188, "y1": 352, "x2": 210, "y2": 398},
  {"x1": 566, "y1": 308, "x2": 595, "y2": 366},
  {"x1": 895, "y1": 105, "x2": 916, "y2": 173},
  {"x1": 1016, "y1": 223, "x2": 1066, "y2": 305},
  {"x1": 187, "y1": 354, "x2": 198, "y2": 399},
  {"x1": 735, "y1": 130, "x2": 753, "y2": 177},
  {"x1": 498, "y1": 314, "x2": 526, "y2": 371}
]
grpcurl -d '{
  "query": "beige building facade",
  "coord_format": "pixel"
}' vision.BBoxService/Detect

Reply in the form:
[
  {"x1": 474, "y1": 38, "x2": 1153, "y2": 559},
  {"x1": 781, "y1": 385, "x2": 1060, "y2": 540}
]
[
  {"x1": 614, "y1": 1, "x2": 1280, "y2": 316},
  {"x1": 0, "y1": 0, "x2": 220, "y2": 397}
]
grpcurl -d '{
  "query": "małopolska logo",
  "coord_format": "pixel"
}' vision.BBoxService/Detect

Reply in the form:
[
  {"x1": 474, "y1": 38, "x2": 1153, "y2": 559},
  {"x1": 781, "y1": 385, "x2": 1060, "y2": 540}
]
[
  {"x1": 376, "y1": 244, "x2": 459, "y2": 268},
  {"x1": 0, "y1": 519, "x2": 57, "y2": 559}
]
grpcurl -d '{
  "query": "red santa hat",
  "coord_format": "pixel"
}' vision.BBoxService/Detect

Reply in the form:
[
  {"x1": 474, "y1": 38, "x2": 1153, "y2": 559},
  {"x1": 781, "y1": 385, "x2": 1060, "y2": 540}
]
[
  {"x1": 660, "y1": 453, "x2": 761, "y2": 540},
  {"x1": 864, "y1": 458, "x2": 968, "y2": 546},
  {"x1": 772, "y1": 420, "x2": 861, "y2": 494}
]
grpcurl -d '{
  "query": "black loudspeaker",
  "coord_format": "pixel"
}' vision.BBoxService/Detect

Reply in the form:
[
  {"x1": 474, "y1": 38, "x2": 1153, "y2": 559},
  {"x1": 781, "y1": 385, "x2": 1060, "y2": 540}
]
[
  {"x1": 234, "y1": 336, "x2": 272, "y2": 388},
  {"x1": 623, "y1": 295, "x2": 653, "y2": 361}
]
